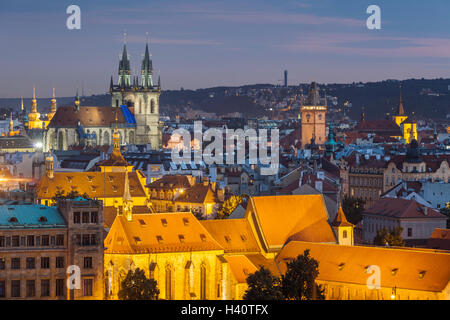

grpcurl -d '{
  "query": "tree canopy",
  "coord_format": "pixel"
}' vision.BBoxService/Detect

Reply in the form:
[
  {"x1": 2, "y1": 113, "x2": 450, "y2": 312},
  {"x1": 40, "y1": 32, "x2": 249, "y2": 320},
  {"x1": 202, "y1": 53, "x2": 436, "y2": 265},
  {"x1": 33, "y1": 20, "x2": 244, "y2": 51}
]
[
  {"x1": 373, "y1": 226, "x2": 405, "y2": 247},
  {"x1": 342, "y1": 195, "x2": 366, "y2": 224},
  {"x1": 118, "y1": 268, "x2": 159, "y2": 300},
  {"x1": 243, "y1": 267, "x2": 284, "y2": 300}
]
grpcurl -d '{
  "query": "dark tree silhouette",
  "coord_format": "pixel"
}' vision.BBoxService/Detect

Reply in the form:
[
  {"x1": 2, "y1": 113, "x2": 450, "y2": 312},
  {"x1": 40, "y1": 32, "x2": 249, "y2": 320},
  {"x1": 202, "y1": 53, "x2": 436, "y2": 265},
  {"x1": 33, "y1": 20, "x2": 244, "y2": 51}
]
[
  {"x1": 118, "y1": 268, "x2": 159, "y2": 300},
  {"x1": 243, "y1": 267, "x2": 284, "y2": 300},
  {"x1": 281, "y1": 249, "x2": 325, "y2": 300}
]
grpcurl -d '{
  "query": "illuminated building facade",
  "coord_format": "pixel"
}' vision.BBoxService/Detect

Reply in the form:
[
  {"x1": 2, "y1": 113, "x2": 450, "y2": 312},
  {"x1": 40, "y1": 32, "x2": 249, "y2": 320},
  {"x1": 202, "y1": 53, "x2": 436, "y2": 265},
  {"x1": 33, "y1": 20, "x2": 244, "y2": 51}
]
[
  {"x1": 0, "y1": 199, "x2": 104, "y2": 300},
  {"x1": 392, "y1": 84, "x2": 417, "y2": 143},
  {"x1": 43, "y1": 40, "x2": 162, "y2": 151},
  {"x1": 301, "y1": 82, "x2": 327, "y2": 147}
]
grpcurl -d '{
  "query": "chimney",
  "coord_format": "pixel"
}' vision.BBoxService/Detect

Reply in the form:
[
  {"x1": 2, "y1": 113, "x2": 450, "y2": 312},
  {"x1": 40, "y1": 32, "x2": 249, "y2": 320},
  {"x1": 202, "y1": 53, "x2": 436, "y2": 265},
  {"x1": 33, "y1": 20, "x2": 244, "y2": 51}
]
[{"x1": 45, "y1": 155, "x2": 54, "y2": 179}]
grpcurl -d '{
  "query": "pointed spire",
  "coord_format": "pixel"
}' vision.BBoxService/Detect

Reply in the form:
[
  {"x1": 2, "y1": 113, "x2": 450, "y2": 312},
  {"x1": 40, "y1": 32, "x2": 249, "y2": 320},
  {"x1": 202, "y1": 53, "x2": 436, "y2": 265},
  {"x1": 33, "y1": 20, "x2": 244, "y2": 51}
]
[
  {"x1": 361, "y1": 106, "x2": 365, "y2": 121},
  {"x1": 31, "y1": 86, "x2": 37, "y2": 113},
  {"x1": 397, "y1": 83, "x2": 405, "y2": 115},
  {"x1": 110, "y1": 75, "x2": 114, "y2": 92},
  {"x1": 50, "y1": 88, "x2": 57, "y2": 113},
  {"x1": 332, "y1": 205, "x2": 354, "y2": 227},
  {"x1": 141, "y1": 32, "x2": 153, "y2": 88}
]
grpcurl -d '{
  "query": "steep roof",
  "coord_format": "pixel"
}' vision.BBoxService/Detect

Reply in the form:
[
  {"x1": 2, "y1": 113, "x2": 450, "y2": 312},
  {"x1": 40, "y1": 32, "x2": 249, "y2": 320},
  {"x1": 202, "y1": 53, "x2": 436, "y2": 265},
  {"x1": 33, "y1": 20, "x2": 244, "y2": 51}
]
[
  {"x1": 277, "y1": 241, "x2": 450, "y2": 292},
  {"x1": 37, "y1": 171, "x2": 147, "y2": 200},
  {"x1": 332, "y1": 206, "x2": 354, "y2": 227},
  {"x1": 105, "y1": 212, "x2": 223, "y2": 254},
  {"x1": 48, "y1": 106, "x2": 129, "y2": 128},
  {"x1": 363, "y1": 198, "x2": 446, "y2": 219},
  {"x1": 175, "y1": 184, "x2": 218, "y2": 204},
  {"x1": 201, "y1": 219, "x2": 261, "y2": 253},
  {"x1": 246, "y1": 194, "x2": 336, "y2": 250}
]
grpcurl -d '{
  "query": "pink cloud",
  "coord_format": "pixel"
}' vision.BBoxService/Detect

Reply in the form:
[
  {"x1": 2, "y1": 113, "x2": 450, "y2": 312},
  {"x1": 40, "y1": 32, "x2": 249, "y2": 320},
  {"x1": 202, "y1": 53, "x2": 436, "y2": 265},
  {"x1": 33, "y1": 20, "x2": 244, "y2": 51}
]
[{"x1": 277, "y1": 33, "x2": 450, "y2": 58}]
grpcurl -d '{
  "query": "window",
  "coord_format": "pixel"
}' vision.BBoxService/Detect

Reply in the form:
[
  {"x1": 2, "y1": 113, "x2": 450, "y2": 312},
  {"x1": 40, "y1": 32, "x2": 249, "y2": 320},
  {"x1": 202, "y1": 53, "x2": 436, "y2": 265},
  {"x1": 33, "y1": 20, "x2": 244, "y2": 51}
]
[
  {"x1": 165, "y1": 266, "x2": 172, "y2": 300},
  {"x1": 11, "y1": 258, "x2": 20, "y2": 269},
  {"x1": 84, "y1": 257, "x2": 93, "y2": 269},
  {"x1": 82, "y1": 234, "x2": 90, "y2": 246},
  {"x1": 27, "y1": 235, "x2": 35, "y2": 247},
  {"x1": 0, "y1": 258, "x2": 5, "y2": 270},
  {"x1": 12, "y1": 236, "x2": 20, "y2": 247},
  {"x1": 41, "y1": 257, "x2": 50, "y2": 269},
  {"x1": 26, "y1": 280, "x2": 35, "y2": 297},
  {"x1": 82, "y1": 212, "x2": 90, "y2": 224},
  {"x1": 55, "y1": 279, "x2": 65, "y2": 297},
  {"x1": 11, "y1": 280, "x2": 21, "y2": 297},
  {"x1": 91, "y1": 212, "x2": 98, "y2": 224},
  {"x1": 200, "y1": 264, "x2": 207, "y2": 300},
  {"x1": 73, "y1": 212, "x2": 81, "y2": 224},
  {"x1": 343, "y1": 230, "x2": 348, "y2": 239},
  {"x1": 56, "y1": 234, "x2": 64, "y2": 246},
  {"x1": 56, "y1": 257, "x2": 65, "y2": 269},
  {"x1": 90, "y1": 234, "x2": 97, "y2": 245},
  {"x1": 83, "y1": 279, "x2": 93, "y2": 296},
  {"x1": 26, "y1": 257, "x2": 35, "y2": 269},
  {"x1": 408, "y1": 228, "x2": 412, "y2": 237},
  {"x1": 41, "y1": 279, "x2": 50, "y2": 297},
  {"x1": 0, "y1": 280, "x2": 5, "y2": 297},
  {"x1": 0, "y1": 236, "x2": 4, "y2": 247},
  {"x1": 41, "y1": 235, "x2": 50, "y2": 246}
]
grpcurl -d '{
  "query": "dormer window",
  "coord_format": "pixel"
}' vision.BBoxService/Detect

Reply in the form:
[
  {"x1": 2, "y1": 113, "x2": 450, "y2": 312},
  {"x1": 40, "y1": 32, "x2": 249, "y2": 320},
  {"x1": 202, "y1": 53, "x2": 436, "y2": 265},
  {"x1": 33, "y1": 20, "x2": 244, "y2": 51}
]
[
  {"x1": 8, "y1": 217, "x2": 18, "y2": 223},
  {"x1": 38, "y1": 216, "x2": 47, "y2": 223},
  {"x1": 87, "y1": 176, "x2": 93, "y2": 182},
  {"x1": 161, "y1": 219, "x2": 168, "y2": 227},
  {"x1": 200, "y1": 234, "x2": 207, "y2": 242},
  {"x1": 156, "y1": 235, "x2": 163, "y2": 244},
  {"x1": 183, "y1": 218, "x2": 189, "y2": 226},
  {"x1": 178, "y1": 235, "x2": 185, "y2": 243}
]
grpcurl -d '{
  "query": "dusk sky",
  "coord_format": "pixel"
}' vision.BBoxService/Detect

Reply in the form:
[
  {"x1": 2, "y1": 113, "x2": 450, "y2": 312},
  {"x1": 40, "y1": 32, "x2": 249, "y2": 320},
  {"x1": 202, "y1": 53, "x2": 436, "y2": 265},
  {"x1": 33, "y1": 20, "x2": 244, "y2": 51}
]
[{"x1": 1, "y1": 0, "x2": 449, "y2": 98}]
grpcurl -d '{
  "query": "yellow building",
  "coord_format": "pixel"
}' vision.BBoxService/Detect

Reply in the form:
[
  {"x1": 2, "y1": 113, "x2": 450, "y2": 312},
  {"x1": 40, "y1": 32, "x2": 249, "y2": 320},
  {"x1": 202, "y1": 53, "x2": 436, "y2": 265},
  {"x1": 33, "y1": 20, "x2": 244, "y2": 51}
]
[
  {"x1": 301, "y1": 82, "x2": 327, "y2": 147},
  {"x1": 36, "y1": 125, "x2": 150, "y2": 228},
  {"x1": 392, "y1": 84, "x2": 417, "y2": 143}
]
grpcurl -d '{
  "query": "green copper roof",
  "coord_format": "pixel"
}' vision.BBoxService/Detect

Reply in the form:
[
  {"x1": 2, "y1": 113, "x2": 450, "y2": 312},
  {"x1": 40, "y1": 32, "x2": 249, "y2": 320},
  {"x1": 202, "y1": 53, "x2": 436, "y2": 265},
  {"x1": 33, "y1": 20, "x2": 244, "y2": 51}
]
[{"x1": 0, "y1": 205, "x2": 66, "y2": 229}]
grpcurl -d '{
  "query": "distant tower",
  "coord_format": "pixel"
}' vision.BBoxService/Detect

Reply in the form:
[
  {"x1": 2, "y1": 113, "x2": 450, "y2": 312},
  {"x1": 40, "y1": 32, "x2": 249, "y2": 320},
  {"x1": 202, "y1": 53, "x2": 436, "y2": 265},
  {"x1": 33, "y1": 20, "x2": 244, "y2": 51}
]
[
  {"x1": 301, "y1": 82, "x2": 327, "y2": 147},
  {"x1": 393, "y1": 83, "x2": 408, "y2": 126},
  {"x1": 110, "y1": 33, "x2": 162, "y2": 149},
  {"x1": 27, "y1": 86, "x2": 42, "y2": 129},
  {"x1": 284, "y1": 70, "x2": 288, "y2": 87},
  {"x1": 48, "y1": 88, "x2": 57, "y2": 122}
]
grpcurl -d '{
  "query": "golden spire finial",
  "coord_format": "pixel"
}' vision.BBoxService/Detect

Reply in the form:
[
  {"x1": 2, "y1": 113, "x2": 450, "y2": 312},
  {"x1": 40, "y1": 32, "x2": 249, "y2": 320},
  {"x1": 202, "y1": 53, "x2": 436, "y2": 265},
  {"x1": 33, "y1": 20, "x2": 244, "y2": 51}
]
[
  {"x1": 33, "y1": 85, "x2": 36, "y2": 99},
  {"x1": 20, "y1": 96, "x2": 24, "y2": 111},
  {"x1": 52, "y1": 87, "x2": 55, "y2": 99}
]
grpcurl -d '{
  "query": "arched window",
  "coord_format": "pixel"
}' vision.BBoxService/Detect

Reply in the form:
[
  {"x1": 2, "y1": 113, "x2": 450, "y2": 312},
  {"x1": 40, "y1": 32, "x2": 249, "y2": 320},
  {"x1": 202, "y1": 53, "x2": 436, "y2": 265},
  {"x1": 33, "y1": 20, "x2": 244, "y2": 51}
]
[
  {"x1": 151, "y1": 100, "x2": 155, "y2": 114},
  {"x1": 200, "y1": 263, "x2": 206, "y2": 300},
  {"x1": 103, "y1": 132, "x2": 110, "y2": 146},
  {"x1": 165, "y1": 265, "x2": 172, "y2": 300},
  {"x1": 58, "y1": 131, "x2": 64, "y2": 150}
]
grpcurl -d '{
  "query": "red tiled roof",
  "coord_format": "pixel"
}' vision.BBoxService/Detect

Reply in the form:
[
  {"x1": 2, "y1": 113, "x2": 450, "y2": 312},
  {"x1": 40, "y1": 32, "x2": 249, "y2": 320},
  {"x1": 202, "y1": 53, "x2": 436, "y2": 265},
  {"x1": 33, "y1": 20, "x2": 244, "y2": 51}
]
[{"x1": 363, "y1": 198, "x2": 446, "y2": 219}]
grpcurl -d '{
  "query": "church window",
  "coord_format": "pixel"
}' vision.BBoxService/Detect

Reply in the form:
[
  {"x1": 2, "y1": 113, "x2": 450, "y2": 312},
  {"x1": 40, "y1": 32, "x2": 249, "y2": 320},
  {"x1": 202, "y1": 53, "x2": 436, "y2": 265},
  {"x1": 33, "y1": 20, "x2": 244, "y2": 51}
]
[
  {"x1": 165, "y1": 265, "x2": 173, "y2": 300},
  {"x1": 151, "y1": 100, "x2": 155, "y2": 114},
  {"x1": 200, "y1": 263, "x2": 207, "y2": 300}
]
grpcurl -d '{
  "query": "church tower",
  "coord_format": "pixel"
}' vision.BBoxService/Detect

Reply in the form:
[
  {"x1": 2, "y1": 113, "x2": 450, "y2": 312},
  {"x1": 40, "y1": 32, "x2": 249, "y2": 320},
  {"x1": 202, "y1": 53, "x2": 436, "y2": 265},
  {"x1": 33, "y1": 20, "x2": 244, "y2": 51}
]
[
  {"x1": 48, "y1": 88, "x2": 57, "y2": 122},
  {"x1": 393, "y1": 83, "x2": 408, "y2": 127},
  {"x1": 27, "y1": 86, "x2": 43, "y2": 129},
  {"x1": 332, "y1": 205, "x2": 354, "y2": 246},
  {"x1": 301, "y1": 82, "x2": 327, "y2": 147},
  {"x1": 110, "y1": 33, "x2": 162, "y2": 149}
]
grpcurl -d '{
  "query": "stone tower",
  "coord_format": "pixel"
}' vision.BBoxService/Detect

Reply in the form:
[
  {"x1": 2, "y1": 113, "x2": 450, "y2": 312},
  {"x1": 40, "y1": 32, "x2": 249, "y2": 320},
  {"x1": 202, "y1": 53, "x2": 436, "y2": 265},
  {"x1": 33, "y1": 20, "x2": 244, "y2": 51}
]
[
  {"x1": 110, "y1": 36, "x2": 162, "y2": 149},
  {"x1": 301, "y1": 82, "x2": 327, "y2": 147}
]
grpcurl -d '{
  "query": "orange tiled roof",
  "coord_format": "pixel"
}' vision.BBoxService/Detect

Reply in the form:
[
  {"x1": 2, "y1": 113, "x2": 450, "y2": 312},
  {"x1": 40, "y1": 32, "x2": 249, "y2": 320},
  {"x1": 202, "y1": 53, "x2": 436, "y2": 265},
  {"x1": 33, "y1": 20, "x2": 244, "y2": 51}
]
[
  {"x1": 332, "y1": 206, "x2": 354, "y2": 227},
  {"x1": 276, "y1": 241, "x2": 450, "y2": 292},
  {"x1": 103, "y1": 205, "x2": 153, "y2": 229},
  {"x1": 246, "y1": 194, "x2": 336, "y2": 249},
  {"x1": 104, "y1": 212, "x2": 224, "y2": 254},
  {"x1": 427, "y1": 228, "x2": 450, "y2": 250},
  {"x1": 37, "y1": 171, "x2": 147, "y2": 200},
  {"x1": 201, "y1": 219, "x2": 261, "y2": 253}
]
